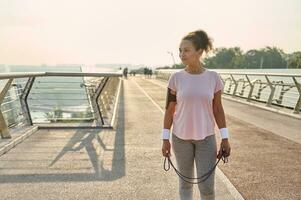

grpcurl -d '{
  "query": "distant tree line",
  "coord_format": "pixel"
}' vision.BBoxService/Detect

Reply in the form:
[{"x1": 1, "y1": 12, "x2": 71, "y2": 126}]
[{"x1": 156, "y1": 46, "x2": 301, "y2": 69}]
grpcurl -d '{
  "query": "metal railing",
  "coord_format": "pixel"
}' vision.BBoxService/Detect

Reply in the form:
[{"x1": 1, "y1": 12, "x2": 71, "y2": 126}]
[
  {"x1": 155, "y1": 70, "x2": 301, "y2": 115},
  {"x1": 0, "y1": 72, "x2": 122, "y2": 139}
]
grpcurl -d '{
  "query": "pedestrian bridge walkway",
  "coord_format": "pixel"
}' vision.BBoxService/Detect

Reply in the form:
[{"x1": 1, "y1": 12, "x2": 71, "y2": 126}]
[{"x1": 0, "y1": 75, "x2": 300, "y2": 200}]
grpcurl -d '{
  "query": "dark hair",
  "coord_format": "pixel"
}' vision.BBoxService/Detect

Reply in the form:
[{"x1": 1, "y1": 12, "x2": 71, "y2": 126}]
[{"x1": 182, "y1": 29, "x2": 213, "y2": 53}]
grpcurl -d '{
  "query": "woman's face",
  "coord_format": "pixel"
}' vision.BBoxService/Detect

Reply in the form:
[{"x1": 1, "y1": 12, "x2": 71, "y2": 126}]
[{"x1": 179, "y1": 40, "x2": 203, "y2": 66}]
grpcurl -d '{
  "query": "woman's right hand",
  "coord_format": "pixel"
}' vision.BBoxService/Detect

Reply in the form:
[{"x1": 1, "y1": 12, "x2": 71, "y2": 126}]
[{"x1": 162, "y1": 140, "x2": 171, "y2": 157}]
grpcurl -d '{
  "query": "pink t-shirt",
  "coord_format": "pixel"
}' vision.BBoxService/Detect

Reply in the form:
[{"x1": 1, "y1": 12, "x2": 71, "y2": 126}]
[{"x1": 167, "y1": 68, "x2": 224, "y2": 140}]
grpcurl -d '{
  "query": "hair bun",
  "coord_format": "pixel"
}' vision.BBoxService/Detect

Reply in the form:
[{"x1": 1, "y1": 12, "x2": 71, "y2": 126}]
[{"x1": 183, "y1": 29, "x2": 213, "y2": 53}]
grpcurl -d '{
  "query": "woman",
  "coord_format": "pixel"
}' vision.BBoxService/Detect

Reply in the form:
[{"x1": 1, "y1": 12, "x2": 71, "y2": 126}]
[{"x1": 162, "y1": 30, "x2": 231, "y2": 200}]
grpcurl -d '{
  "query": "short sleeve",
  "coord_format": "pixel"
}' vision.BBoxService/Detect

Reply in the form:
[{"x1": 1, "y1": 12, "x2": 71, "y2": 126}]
[
  {"x1": 167, "y1": 73, "x2": 177, "y2": 91},
  {"x1": 214, "y1": 73, "x2": 224, "y2": 93}
]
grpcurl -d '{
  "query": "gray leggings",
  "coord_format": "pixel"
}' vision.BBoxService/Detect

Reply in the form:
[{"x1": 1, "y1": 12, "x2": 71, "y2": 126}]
[{"x1": 172, "y1": 134, "x2": 217, "y2": 200}]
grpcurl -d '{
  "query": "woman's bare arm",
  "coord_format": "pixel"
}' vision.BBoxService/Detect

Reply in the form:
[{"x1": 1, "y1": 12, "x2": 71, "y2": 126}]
[
  {"x1": 212, "y1": 90, "x2": 226, "y2": 129},
  {"x1": 164, "y1": 88, "x2": 177, "y2": 129},
  {"x1": 213, "y1": 90, "x2": 231, "y2": 158},
  {"x1": 162, "y1": 88, "x2": 176, "y2": 157}
]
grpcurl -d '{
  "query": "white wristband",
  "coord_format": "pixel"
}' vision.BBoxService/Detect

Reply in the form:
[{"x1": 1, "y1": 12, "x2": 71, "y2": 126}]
[
  {"x1": 162, "y1": 129, "x2": 170, "y2": 140},
  {"x1": 219, "y1": 128, "x2": 229, "y2": 139}
]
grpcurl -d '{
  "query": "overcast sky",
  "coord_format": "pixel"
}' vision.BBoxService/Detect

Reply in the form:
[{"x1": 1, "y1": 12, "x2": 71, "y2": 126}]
[{"x1": 0, "y1": 0, "x2": 300, "y2": 67}]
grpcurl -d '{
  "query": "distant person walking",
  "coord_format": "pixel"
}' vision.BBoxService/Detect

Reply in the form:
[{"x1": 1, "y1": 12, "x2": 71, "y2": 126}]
[
  {"x1": 161, "y1": 29, "x2": 231, "y2": 200},
  {"x1": 123, "y1": 67, "x2": 128, "y2": 78},
  {"x1": 149, "y1": 69, "x2": 153, "y2": 78}
]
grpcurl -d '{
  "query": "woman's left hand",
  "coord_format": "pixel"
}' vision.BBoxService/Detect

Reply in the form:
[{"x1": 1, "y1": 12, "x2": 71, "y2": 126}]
[{"x1": 217, "y1": 139, "x2": 231, "y2": 159}]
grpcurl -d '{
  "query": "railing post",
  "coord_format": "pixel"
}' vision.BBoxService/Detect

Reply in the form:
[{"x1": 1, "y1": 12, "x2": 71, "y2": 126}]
[
  {"x1": 224, "y1": 78, "x2": 232, "y2": 93},
  {"x1": 292, "y1": 77, "x2": 301, "y2": 114},
  {"x1": 245, "y1": 75, "x2": 254, "y2": 102},
  {"x1": 265, "y1": 75, "x2": 276, "y2": 107},
  {"x1": 230, "y1": 74, "x2": 238, "y2": 96},
  {"x1": 277, "y1": 81, "x2": 285, "y2": 104},
  {"x1": 0, "y1": 78, "x2": 13, "y2": 139},
  {"x1": 20, "y1": 77, "x2": 35, "y2": 125},
  {"x1": 99, "y1": 95, "x2": 108, "y2": 117},
  {"x1": 91, "y1": 77, "x2": 109, "y2": 126},
  {"x1": 239, "y1": 79, "x2": 246, "y2": 96}
]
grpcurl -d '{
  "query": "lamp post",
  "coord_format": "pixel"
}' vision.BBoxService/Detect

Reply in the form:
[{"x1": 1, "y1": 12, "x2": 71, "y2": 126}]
[{"x1": 167, "y1": 51, "x2": 176, "y2": 68}]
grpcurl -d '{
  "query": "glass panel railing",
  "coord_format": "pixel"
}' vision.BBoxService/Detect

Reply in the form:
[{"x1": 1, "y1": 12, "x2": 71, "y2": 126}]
[
  {"x1": 28, "y1": 76, "x2": 93, "y2": 123},
  {"x1": 0, "y1": 72, "x2": 122, "y2": 138}
]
